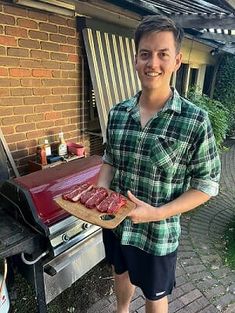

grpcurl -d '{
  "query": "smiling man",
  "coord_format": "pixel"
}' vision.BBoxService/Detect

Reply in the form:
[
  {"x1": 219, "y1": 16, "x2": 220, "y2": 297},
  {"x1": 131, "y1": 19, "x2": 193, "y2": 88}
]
[{"x1": 98, "y1": 15, "x2": 221, "y2": 313}]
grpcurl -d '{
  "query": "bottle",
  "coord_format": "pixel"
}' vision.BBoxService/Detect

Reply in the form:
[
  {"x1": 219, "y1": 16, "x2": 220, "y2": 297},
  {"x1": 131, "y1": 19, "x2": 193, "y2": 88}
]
[
  {"x1": 58, "y1": 132, "x2": 67, "y2": 157},
  {"x1": 40, "y1": 145, "x2": 47, "y2": 165},
  {"x1": 44, "y1": 139, "x2": 51, "y2": 157}
]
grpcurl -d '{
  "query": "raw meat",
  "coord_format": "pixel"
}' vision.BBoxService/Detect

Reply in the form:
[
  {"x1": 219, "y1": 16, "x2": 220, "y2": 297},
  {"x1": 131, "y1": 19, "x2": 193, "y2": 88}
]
[
  {"x1": 85, "y1": 187, "x2": 108, "y2": 209},
  {"x1": 97, "y1": 192, "x2": 127, "y2": 213},
  {"x1": 62, "y1": 183, "x2": 93, "y2": 202},
  {"x1": 80, "y1": 188, "x2": 97, "y2": 204}
]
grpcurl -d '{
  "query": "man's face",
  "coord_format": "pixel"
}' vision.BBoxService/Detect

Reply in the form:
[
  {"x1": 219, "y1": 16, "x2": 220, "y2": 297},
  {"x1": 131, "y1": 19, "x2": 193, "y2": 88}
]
[{"x1": 135, "y1": 31, "x2": 182, "y2": 92}]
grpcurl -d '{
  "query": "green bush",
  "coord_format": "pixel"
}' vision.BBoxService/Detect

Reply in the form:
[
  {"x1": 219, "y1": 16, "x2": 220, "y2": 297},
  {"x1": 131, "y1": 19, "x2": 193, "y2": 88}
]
[
  {"x1": 214, "y1": 55, "x2": 235, "y2": 134},
  {"x1": 187, "y1": 88, "x2": 229, "y2": 151}
]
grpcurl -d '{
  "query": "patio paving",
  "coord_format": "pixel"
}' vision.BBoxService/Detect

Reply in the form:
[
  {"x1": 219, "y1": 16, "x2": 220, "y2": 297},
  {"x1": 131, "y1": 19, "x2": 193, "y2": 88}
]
[{"x1": 87, "y1": 140, "x2": 235, "y2": 313}]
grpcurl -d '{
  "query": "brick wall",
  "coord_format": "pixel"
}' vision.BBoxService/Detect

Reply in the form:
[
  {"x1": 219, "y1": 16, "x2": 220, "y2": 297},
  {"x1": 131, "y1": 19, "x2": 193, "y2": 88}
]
[{"x1": 0, "y1": 0, "x2": 91, "y2": 175}]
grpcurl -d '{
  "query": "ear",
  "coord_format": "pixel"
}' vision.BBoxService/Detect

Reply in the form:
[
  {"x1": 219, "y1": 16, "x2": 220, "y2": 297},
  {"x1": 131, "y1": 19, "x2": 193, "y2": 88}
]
[
  {"x1": 174, "y1": 52, "x2": 182, "y2": 72},
  {"x1": 134, "y1": 54, "x2": 138, "y2": 70}
]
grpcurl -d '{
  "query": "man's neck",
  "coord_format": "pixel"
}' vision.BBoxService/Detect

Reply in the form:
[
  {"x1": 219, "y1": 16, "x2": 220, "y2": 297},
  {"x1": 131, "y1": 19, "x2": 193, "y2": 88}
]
[{"x1": 139, "y1": 87, "x2": 172, "y2": 111}]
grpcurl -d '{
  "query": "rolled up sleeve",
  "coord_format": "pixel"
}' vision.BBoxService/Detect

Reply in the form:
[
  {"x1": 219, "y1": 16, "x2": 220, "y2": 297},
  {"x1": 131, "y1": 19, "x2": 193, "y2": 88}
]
[{"x1": 187, "y1": 115, "x2": 221, "y2": 197}]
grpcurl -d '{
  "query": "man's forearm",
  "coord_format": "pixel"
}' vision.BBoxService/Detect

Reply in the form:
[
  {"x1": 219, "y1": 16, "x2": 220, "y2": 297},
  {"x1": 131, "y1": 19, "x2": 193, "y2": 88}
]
[
  {"x1": 97, "y1": 163, "x2": 115, "y2": 189},
  {"x1": 160, "y1": 188, "x2": 211, "y2": 219}
]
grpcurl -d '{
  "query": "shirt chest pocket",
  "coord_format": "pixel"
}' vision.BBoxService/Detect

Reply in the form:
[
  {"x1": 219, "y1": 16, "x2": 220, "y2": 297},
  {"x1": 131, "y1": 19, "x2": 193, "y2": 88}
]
[{"x1": 149, "y1": 135, "x2": 187, "y2": 169}]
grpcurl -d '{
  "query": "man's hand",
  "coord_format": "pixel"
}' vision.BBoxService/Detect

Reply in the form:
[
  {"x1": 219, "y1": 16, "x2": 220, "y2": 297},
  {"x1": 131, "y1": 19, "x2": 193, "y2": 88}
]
[{"x1": 127, "y1": 190, "x2": 165, "y2": 223}]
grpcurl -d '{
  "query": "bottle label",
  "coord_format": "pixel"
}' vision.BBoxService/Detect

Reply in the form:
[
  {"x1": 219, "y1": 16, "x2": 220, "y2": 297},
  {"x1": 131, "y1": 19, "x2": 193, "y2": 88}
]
[
  {"x1": 45, "y1": 146, "x2": 51, "y2": 156},
  {"x1": 58, "y1": 143, "x2": 67, "y2": 156}
]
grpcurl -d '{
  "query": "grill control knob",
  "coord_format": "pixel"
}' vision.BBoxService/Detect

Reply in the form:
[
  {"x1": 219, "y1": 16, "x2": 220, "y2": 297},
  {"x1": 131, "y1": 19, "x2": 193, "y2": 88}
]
[
  {"x1": 62, "y1": 234, "x2": 70, "y2": 242},
  {"x1": 82, "y1": 223, "x2": 89, "y2": 230}
]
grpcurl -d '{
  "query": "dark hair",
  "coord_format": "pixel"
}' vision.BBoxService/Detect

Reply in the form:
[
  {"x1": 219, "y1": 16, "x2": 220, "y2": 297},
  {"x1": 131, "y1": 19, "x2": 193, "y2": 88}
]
[{"x1": 134, "y1": 15, "x2": 184, "y2": 53}]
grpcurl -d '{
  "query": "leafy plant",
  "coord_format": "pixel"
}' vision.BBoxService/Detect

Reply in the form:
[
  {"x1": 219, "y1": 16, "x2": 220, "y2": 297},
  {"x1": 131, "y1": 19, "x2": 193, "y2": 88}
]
[
  {"x1": 187, "y1": 88, "x2": 229, "y2": 151},
  {"x1": 214, "y1": 54, "x2": 235, "y2": 134}
]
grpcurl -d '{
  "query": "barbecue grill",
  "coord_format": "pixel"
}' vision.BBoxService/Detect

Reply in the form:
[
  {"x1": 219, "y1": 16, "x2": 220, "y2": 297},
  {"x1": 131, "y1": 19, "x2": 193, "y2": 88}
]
[{"x1": 0, "y1": 155, "x2": 105, "y2": 313}]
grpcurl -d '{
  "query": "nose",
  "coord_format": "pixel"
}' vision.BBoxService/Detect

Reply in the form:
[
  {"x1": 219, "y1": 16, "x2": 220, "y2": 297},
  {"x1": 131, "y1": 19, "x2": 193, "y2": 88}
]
[{"x1": 147, "y1": 53, "x2": 160, "y2": 68}]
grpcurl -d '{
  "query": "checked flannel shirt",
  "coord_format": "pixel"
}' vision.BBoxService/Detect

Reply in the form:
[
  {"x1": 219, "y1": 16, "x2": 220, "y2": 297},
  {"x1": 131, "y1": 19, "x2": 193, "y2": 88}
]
[{"x1": 103, "y1": 88, "x2": 221, "y2": 256}]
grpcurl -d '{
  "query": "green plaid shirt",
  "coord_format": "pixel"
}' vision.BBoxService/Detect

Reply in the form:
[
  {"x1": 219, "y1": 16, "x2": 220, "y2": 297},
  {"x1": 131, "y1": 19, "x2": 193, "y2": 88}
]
[{"x1": 103, "y1": 88, "x2": 221, "y2": 256}]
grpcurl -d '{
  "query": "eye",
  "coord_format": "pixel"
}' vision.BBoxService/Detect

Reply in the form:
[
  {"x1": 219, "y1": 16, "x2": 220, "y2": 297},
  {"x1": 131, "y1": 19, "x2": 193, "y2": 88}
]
[
  {"x1": 159, "y1": 52, "x2": 170, "y2": 59},
  {"x1": 139, "y1": 52, "x2": 149, "y2": 60}
]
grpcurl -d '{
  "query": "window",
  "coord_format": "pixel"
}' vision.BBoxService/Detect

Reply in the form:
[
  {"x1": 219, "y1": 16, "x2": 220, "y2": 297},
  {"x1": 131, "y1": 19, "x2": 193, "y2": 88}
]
[
  {"x1": 175, "y1": 63, "x2": 189, "y2": 96},
  {"x1": 203, "y1": 65, "x2": 215, "y2": 96}
]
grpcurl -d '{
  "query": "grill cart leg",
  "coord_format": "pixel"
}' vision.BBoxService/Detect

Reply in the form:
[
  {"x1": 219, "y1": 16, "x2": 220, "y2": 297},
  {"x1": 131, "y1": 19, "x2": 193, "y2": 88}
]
[{"x1": 33, "y1": 260, "x2": 48, "y2": 313}]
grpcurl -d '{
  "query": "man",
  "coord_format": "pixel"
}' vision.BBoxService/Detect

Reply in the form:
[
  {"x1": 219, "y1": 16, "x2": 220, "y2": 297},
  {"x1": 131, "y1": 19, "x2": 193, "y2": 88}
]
[{"x1": 97, "y1": 15, "x2": 221, "y2": 313}]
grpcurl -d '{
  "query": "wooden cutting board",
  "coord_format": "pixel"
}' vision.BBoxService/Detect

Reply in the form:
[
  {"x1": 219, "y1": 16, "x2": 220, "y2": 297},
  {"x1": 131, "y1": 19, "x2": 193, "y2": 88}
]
[{"x1": 55, "y1": 195, "x2": 136, "y2": 229}]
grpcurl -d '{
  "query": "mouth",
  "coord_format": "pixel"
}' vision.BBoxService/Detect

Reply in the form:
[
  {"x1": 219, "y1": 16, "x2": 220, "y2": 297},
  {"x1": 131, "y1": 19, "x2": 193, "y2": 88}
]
[{"x1": 145, "y1": 72, "x2": 162, "y2": 77}]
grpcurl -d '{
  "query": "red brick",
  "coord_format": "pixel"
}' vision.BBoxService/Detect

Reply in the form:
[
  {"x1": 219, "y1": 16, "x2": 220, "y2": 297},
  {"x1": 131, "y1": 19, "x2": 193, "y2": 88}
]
[
  {"x1": 55, "y1": 118, "x2": 68, "y2": 126},
  {"x1": 0, "y1": 88, "x2": 10, "y2": 96},
  {"x1": 44, "y1": 95, "x2": 61, "y2": 104},
  {"x1": 2, "y1": 115, "x2": 24, "y2": 126},
  {"x1": 67, "y1": 37, "x2": 77, "y2": 45},
  {"x1": 28, "y1": 11, "x2": 48, "y2": 21},
  {"x1": 0, "y1": 46, "x2": 5, "y2": 55},
  {"x1": 41, "y1": 60, "x2": 60, "y2": 69},
  {"x1": 10, "y1": 78, "x2": 21, "y2": 87},
  {"x1": 60, "y1": 45, "x2": 75, "y2": 53},
  {"x1": 26, "y1": 129, "x2": 44, "y2": 139},
  {"x1": 0, "y1": 78, "x2": 10, "y2": 87},
  {"x1": 9, "y1": 68, "x2": 31, "y2": 77},
  {"x1": 51, "y1": 52, "x2": 68, "y2": 61},
  {"x1": 4, "y1": 5, "x2": 27, "y2": 17},
  {"x1": 30, "y1": 50, "x2": 49, "y2": 59},
  {"x1": 50, "y1": 34, "x2": 67, "y2": 43},
  {"x1": 60, "y1": 63, "x2": 75, "y2": 70},
  {"x1": 17, "y1": 139, "x2": 37, "y2": 150},
  {"x1": 45, "y1": 111, "x2": 61, "y2": 120},
  {"x1": 68, "y1": 87, "x2": 77, "y2": 94},
  {"x1": 15, "y1": 123, "x2": 36, "y2": 132},
  {"x1": 0, "y1": 35, "x2": 17, "y2": 46},
  {"x1": 1, "y1": 126, "x2": 14, "y2": 135},
  {"x1": 5, "y1": 26, "x2": 27, "y2": 38},
  {"x1": 0, "y1": 13, "x2": 15, "y2": 25},
  {"x1": 62, "y1": 71, "x2": 78, "y2": 79},
  {"x1": 0, "y1": 97, "x2": 23, "y2": 106},
  {"x1": 36, "y1": 120, "x2": 53, "y2": 129},
  {"x1": 40, "y1": 41, "x2": 59, "y2": 51},
  {"x1": 32, "y1": 69, "x2": 52, "y2": 77},
  {"x1": 34, "y1": 104, "x2": 52, "y2": 113},
  {"x1": 62, "y1": 109, "x2": 78, "y2": 117},
  {"x1": 33, "y1": 88, "x2": 51, "y2": 96},
  {"x1": 39, "y1": 22, "x2": 57, "y2": 33},
  {"x1": 5, "y1": 133, "x2": 26, "y2": 143},
  {"x1": 68, "y1": 54, "x2": 78, "y2": 62},
  {"x1": 0, "y1": 56, "x2": 20, "y2": 66},
  {"x1": 0, "y1": 25, "x2": 3, "y2": 34},
  {"x1": 49, "y1": 15, "x2": 67, "y2": 26},
  {"x1": 18, "y1": 38, "x2": 40, "y2": 49},
  {"x1": 52, "y1": 87, "x2": 68, "y2": 95},
  {"x1": 25, "y1": 114, "x2": 44, "y2": 123},
  {"x1": 52, "y1": 70, "x2": 60, "y2": 78},
  {"x1": 14, "y1": 106, "x2": 34, "y2": 115},
  {"x1": 60, "y1": 79, "x2": 76, "y2": 86},
  {"x1": 7, "y1": 47, "x2": 29, "y2": 57},
  {"x1": 29, "y1": 30, "x2": 48, "y2": 40},
  {"x1": 20, "y1": 59, "x2": 41, "y2": 68},
  {"x1": 42, "y1": 78, "x2": 61, "y2": 87},
  {"x1": 62, "y1": 95, "x2": 77, "y2": 102},
  {"x1": 0, "y1": 67, "x2": 8, "y2": 76},
  {"x1": 0, "y1": 107, "x2": 13, "y2": 115},
  {"x1": 12, "y1": 150, "x2": 29, "y2": 160},
  {"x1": 17, "y1": 18, "x2": 38, "y2": 29},
  {"x1": 24, "y1": 96, "x2": 43, "y2": 105},
  {"x1": 11, "y1": 88, "x2": 32, "y2": 96},
  {"x1": 21, "y1": 78, "x2": 41, "y2": 87},
  {"x1": 59, "y1": 26, "x2": 75, "y2": 36},
  {"x1": 67, "y1": 19, "x2": 76, "y2": 28}
]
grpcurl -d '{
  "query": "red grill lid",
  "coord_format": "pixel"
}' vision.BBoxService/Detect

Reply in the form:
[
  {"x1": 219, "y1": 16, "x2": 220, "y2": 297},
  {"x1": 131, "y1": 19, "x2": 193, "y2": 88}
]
[{"x1": 14, "y1": 156, "x2": 102, "y2": 226}]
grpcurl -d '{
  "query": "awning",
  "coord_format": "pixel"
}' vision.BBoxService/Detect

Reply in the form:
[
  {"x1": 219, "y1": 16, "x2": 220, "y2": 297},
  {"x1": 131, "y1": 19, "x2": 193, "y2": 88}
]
[{"x1": 78, "y1": 18, "x2": 141, "y2": 141}]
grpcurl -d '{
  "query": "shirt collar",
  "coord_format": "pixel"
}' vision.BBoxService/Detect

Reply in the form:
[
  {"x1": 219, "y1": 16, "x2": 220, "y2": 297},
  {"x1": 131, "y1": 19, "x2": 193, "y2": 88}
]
[{"x1": 125, "y1": 87, "x2": 182, "y2": 114}]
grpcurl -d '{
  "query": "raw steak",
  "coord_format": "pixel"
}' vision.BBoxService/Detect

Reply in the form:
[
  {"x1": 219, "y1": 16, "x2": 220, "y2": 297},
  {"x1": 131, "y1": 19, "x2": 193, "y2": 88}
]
[
  {"x1": 80, "y1": 187, "x2": 97, "y2": 204},
  {"x1": 62, "y1": 183, "x2": 92, "y2": 202},
  {"x1": 97, "y1": 192, "x2": 127, "y2": 213},
  {"x1": 85, "y1": 187, "x2": 108, "y2": 209}
]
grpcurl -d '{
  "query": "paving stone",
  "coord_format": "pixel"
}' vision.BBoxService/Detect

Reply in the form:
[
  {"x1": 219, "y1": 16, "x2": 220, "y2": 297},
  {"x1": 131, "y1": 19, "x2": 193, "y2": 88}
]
[
  {"x1": 213, "y1": 293, "x2": 235, "y2": 310},
  {"x1": 183, "y1": 264, "x2": 207, "y2": 274},
  {"x1": 129, "y1": 296, "x2": 145, "y2": 312},
  {"x1": 204, "y1": 285, "x2": 226, "y2": 300},
  {"x1": 179, "y1": 289, "x2": 202, "y2": 305},
  {"x1": 224, "y1": 303, "x2": 235, "y2": 313},
  {"x1": 168, "y1": 298, "x2": 185, "y2": 312},
  {"x1": 87, "y1": 298, "x2": 111, "y2": 313}
]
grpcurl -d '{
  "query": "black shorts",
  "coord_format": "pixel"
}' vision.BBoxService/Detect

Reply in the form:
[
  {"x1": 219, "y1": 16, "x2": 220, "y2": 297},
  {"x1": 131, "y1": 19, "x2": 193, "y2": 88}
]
[{"x1": 102, "y1": 229, "x2": 177, "y2": 301}]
